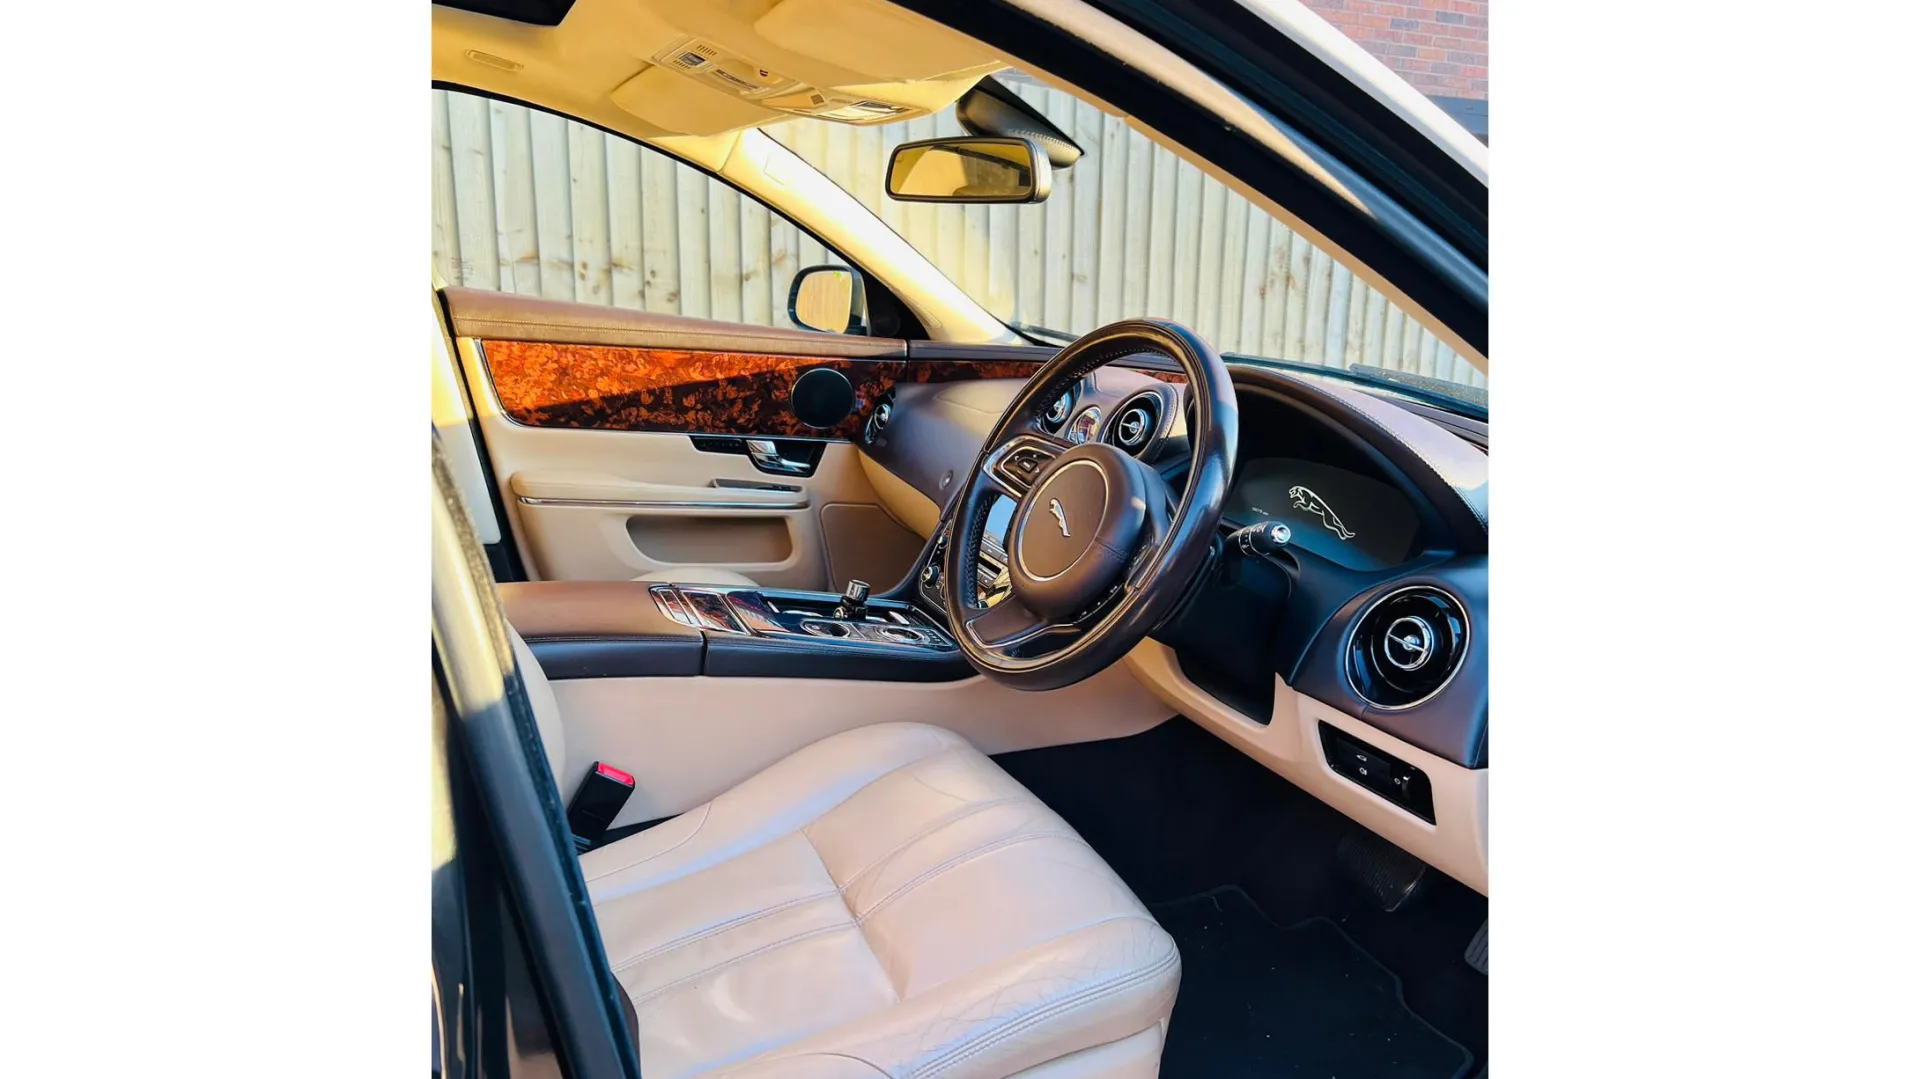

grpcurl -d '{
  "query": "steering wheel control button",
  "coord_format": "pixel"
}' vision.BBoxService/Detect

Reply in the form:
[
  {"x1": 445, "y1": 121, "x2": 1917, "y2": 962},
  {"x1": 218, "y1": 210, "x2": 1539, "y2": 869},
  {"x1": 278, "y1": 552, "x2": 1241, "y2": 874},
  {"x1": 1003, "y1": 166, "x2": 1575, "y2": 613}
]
[{"x1": 1346, "y1": 586, "x2": 1469, "y2": 710}]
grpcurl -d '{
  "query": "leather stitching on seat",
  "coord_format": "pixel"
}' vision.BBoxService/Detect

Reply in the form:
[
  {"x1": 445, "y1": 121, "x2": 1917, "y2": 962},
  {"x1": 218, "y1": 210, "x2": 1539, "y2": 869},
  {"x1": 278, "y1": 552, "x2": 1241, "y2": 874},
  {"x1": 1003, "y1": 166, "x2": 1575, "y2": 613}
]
[
  {"x1": 608, "y1": 889, "x2": 842, "y2": 974},
  {"x1": 830, "y1": 795, "x2": 1036, "y2": 891},
  {"x1": 912, "y1": 938, "x2": 1180, "y2": 1079},
  {"x1": 628, "y1": 922, "x2": 860, "y2": 1007},
  {"x1": 853, "y1": 831, "x2": 1087, "y2": 924},
  {"x1": 585, "y1": 802, "x2": 713, "y2": 882}
]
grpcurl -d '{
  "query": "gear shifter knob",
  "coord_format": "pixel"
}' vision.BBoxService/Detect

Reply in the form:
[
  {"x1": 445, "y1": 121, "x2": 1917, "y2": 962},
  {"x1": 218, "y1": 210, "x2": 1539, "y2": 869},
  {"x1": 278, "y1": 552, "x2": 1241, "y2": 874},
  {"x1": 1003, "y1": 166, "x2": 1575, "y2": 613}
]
[{"x1": 835, "y1": 579, "x2": 871, "y2": 620}]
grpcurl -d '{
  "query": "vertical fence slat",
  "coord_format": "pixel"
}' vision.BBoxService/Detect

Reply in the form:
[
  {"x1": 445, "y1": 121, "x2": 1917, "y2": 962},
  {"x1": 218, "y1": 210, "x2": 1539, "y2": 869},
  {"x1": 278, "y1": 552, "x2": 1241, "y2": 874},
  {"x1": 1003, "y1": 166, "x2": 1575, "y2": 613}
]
[
  {"x1": 490, "y1": 101, "x2": 539, "y2": 294},
  {"x1": 740, "y1": 197, "x2": 772, "y2": 325},
  {"x1": 444, "y1": 92, "x2": 499, "y2": 290},
  {"x1": 1094, "y1": 112, "x2": 1129, "y2": 325},
  {"x1": 707, "y1": 178, "x2": 744, "y2": 323},
  {"x1": 1238, "y1": 212, "x2": 1269, "y2": 352},
  {"x1": 1258, "y1": 225, "x2": 1286, "y2": 361},
  {"x1": 1145, "y1": 144, "x2": 1177, "y2": 318},
  {"x1": 606, "y1": 134, "x2": 644, "y2": 309},
  {"x1": 1042, "y1": 91, "x2": 1076, "y2": 333},
  {"x1": 1070, "y1": 101, "x2": 1104, "y2": 332},
  {"x1": 1193, "y1": 177, "x2": 1226, "y2": 344},
  {"x1": 528, "y1": 110, "x2": 575, "y2": 300},
  {"x1": 1119, "y1": 129, "x2": 1153, "y2": 316},
  {"x1": 1170, "y1": 165, "x2": 1203, "y2": 327},
  {"x1": 431, "y1": 91, "x2": 463, "y2": 286},
  {"x1": 1216, "y1": 196, "x2": 1249, "y2": 353},
  {"x1": 639, "y1": 148, "x2": 680, "y2": 313},
  {"x1": 568, "y1": 122, "x2": 612, "y2": 307},
  {"x1": 675, "y1": 168, "x2": 710, "y2": 318},
  {"x1": 768, "y1": 214, "x2": 800, "y2": 329},
  {"x1": 1303, "y1": 245, "x2": 1334, "y2": 366}
]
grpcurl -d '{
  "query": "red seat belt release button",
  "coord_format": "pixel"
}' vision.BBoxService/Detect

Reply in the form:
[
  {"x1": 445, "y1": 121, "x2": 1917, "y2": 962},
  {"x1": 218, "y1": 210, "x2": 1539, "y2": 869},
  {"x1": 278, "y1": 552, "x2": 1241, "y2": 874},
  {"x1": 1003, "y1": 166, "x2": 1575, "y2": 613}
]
[{"x1": 567, "y1": 761, "x2": 636, "y2": 852}]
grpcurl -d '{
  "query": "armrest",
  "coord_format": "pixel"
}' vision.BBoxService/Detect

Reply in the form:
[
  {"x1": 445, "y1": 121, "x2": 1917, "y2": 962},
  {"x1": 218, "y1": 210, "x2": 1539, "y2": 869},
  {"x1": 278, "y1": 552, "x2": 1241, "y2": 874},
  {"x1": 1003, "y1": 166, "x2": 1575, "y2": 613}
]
[{"x1": 497, "y1": 581, "x2": 704, "y2": 679}]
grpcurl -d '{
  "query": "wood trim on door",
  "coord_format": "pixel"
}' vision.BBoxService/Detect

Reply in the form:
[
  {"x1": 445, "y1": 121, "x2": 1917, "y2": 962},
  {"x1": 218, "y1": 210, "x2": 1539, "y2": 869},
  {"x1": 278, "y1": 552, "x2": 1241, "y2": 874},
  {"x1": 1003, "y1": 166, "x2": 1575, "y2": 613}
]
[{"x1": 478, "y1": 340, "x2": 1042, "y2": 439}]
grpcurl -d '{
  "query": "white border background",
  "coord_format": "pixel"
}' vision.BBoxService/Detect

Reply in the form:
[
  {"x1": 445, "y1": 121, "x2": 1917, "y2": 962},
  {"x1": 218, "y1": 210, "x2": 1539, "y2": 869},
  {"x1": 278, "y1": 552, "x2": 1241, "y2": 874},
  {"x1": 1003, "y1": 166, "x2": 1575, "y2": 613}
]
[{"x1": 4, "y1": 0, "x2": 1917, "y2": 1073}]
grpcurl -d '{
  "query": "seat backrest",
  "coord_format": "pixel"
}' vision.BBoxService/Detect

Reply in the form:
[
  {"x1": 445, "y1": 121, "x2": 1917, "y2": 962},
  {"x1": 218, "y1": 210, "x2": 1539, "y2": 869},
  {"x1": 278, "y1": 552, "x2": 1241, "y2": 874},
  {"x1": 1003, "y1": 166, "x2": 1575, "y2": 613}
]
[{"x1": 507, "y1": 624, "x2": 566, "y2": 785}]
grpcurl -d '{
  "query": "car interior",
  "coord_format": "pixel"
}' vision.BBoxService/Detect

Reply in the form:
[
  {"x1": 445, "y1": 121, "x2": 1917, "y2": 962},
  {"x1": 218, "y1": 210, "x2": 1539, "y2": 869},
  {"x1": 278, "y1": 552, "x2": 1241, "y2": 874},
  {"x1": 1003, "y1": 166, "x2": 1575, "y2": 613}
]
[{"x1": 429, "y1": 1, "x2": 1489, "y2": 1077}]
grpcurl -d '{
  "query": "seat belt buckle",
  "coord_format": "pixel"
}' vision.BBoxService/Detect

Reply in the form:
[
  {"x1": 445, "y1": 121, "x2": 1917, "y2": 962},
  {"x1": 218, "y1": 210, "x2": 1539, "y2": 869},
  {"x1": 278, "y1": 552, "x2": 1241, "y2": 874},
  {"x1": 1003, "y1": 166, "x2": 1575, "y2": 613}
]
[{"x1": 566, "y1": 762, "x2": 635, "y2": 853}]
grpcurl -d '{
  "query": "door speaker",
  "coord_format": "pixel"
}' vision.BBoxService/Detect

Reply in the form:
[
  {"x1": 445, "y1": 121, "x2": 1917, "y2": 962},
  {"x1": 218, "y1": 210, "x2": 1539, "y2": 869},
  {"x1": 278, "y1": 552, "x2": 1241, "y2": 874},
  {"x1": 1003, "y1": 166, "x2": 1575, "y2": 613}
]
[{"x1": 790, "y1": 367, "x2": 856, "y2": 429}]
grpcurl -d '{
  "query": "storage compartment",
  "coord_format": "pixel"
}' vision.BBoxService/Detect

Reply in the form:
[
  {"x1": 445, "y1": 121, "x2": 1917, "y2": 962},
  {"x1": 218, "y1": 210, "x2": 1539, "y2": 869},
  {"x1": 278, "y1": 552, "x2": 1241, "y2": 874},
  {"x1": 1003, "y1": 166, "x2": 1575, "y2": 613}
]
[
  {"x1": 626, "y1": 515, "x2": 793, "y2": 564},
  {"x1": 1318, "y1": 722, "x2": 1436, "y2": 823}
]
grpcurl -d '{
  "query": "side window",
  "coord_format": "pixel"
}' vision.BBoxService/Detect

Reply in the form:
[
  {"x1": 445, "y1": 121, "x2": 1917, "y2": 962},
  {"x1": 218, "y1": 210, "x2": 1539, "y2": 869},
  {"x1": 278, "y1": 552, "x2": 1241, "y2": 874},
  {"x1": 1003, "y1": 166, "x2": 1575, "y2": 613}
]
[{"x1": 431, "y1": 88, "x2": 841, "y2": 332}]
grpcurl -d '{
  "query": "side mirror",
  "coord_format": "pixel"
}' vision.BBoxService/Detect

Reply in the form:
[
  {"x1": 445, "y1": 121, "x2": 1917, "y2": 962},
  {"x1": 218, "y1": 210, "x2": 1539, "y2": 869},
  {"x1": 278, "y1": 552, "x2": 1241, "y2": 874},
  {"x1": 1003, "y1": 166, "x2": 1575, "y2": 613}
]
[
  {"x1": 788, "y1": 265, "x2": 869, "y2": 335},
  {"x1": 885, "y1": 137, "x2": 1052, "y2": 204}
]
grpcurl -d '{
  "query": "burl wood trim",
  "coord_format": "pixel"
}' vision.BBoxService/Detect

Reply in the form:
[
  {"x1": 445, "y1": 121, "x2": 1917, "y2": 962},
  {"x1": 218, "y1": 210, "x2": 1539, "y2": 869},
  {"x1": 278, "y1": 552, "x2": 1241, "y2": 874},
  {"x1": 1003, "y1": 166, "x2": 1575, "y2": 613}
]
[{"x1": 480, "y1": 340, "x2": 1042, "y2": 439}]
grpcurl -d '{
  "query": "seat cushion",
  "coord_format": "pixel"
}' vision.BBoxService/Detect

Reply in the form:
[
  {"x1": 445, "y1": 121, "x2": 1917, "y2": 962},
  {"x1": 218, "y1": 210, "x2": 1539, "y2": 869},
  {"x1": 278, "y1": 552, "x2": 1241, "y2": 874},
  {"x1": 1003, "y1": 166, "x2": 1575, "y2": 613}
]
[
  {"x1": 633, "y1": 567, "x2": 759, "y2": 587},
  {"x1": 581, "y1": 722, "x2": 1180, "y2": 1079}
]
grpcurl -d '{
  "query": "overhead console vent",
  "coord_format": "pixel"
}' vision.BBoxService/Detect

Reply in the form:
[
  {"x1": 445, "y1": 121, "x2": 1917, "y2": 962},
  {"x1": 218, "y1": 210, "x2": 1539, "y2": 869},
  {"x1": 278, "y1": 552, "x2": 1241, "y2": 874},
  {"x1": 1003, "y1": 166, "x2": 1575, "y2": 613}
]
[
  {"x1": 1107, "y1": 392, "x2": 1161, "y2": 456},
  {"x1": 1346, "y1": 586, "x2": 1469, "y2": 710}
]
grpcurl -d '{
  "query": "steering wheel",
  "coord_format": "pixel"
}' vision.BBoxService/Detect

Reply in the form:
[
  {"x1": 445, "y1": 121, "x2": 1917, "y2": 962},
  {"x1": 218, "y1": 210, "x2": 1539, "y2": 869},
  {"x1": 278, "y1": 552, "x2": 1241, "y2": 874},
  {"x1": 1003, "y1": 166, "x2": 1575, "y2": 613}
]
[{"x1": 941, "y1": 319, "x2": 1238, "y2": 690}]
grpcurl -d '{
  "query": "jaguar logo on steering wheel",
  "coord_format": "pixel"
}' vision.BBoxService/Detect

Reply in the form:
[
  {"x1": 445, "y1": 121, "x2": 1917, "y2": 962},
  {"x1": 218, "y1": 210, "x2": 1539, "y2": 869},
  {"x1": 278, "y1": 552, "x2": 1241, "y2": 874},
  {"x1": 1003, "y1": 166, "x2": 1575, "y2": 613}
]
[{"x1": 1048, "y1": 498, "x2": 1072, "y2": 537}]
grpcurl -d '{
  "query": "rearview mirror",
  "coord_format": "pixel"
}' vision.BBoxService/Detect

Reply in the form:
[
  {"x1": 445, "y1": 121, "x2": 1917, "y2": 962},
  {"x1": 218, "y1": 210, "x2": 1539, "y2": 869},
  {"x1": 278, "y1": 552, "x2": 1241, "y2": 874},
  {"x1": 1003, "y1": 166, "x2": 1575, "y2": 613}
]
[
  {"x1": 788, "y1": 265, "x2": 868, "y2": 335},
  {"x1": 885, "y1": 137, "x2": 1052, "y2": 204}
]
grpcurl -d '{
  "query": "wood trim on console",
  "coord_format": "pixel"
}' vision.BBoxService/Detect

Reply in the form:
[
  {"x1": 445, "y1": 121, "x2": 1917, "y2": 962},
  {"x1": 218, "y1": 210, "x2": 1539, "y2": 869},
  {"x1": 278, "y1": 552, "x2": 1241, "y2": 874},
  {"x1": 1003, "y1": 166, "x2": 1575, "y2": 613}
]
[{"x1": 480, "y1": 339, "x2": 1041, "y2": 439}]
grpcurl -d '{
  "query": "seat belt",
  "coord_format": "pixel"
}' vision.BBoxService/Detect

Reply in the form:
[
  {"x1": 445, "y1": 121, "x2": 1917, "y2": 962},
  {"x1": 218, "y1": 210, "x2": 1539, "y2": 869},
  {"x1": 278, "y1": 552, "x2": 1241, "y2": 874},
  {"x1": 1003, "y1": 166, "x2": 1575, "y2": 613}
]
[{"x1": 566, "y1": 762, "x2": 635, "y2": 853}]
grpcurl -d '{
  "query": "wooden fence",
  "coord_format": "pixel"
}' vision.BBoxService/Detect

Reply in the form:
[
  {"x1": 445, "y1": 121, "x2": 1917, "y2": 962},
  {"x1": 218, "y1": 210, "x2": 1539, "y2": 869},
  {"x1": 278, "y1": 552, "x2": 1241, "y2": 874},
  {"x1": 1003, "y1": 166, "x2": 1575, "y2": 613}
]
[{"x1": 432, "y1": 86, "x2": 1484, "y2": 389}]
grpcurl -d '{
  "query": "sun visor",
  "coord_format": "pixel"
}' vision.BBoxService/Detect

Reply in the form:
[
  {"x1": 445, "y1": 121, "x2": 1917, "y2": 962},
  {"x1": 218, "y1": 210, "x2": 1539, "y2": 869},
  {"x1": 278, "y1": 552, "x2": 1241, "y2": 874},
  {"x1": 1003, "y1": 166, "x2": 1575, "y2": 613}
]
[{"x1": 754, "y1": 0, "x2": 998, "y2": 82}]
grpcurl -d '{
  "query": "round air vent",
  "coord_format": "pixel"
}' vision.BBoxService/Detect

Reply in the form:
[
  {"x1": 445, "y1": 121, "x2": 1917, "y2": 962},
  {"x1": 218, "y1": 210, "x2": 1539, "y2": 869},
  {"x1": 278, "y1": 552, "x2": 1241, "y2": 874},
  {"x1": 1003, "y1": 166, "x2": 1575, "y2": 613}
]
[
  {"x1": 864, "y1": 397, "x2": 893, "y2": 444},
  {"x1": 1108, "y1": 393, "x2": 1160, "y2": 455},
  {"x1": 1346, "y1": 585, "x2": 1469, "y2": 710},
  {"x1": 1040, "y1": 389, "x2": 1074, "y2": 434}
]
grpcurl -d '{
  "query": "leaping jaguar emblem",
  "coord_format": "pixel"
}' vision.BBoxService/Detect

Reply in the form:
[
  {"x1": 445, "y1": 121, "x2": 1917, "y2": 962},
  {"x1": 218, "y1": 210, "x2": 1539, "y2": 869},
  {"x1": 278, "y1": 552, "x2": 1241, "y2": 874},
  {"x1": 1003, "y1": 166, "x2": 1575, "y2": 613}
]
[
  {"x1": 1048, "y1": 498, "x2": 1072, "y2": 538},
  {"x1": 1288, "y1": 485, "x2": 1356, "y2": 541}
]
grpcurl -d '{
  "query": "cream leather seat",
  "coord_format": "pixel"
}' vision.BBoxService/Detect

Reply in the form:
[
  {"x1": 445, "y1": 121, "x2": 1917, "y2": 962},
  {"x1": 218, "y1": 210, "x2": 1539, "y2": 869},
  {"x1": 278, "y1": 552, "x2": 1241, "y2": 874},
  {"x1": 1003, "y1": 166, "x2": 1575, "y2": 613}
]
[
  {"x1": 510, "y1": 630, "x2": 1181, "y2": 1079},
  {"x1": 634, "y1": 567, "x2": 759, "y2": 587}
]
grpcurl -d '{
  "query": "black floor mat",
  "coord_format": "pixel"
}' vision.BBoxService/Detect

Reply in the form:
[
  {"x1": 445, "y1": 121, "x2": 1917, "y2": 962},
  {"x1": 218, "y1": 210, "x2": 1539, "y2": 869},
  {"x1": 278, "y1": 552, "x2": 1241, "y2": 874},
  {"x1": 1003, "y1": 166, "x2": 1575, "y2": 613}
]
[{"x1": 1153, "y1": 887, "x2": 1473, "y2": 1079}]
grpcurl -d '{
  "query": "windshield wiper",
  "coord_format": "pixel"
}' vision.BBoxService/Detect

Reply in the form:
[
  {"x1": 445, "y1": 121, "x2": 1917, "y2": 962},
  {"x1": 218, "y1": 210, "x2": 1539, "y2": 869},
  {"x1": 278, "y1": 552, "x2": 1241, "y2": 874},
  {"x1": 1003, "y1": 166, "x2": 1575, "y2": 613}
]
[
  {"x1": 1008, "y1": 321, "x2": 1078, "y2": 345},
  {"x1": 1222, "y1": 353, "x2": 1487, "y2": 420}
]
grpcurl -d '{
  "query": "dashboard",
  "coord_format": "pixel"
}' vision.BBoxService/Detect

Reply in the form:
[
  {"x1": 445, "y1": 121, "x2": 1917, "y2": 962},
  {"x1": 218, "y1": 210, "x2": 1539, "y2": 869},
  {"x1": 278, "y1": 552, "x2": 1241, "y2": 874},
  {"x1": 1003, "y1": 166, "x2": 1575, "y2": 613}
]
[{"x1": 864, "y1": 354, "x2": 1490, "y2": 893}]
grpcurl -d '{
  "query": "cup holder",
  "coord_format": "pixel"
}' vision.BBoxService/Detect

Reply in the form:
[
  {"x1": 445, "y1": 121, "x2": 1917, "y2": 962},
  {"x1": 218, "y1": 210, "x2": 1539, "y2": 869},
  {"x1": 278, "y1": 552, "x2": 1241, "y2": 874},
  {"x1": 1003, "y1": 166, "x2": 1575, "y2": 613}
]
[{"x1": 800, "y1": 619, "x2": 851, "y2": 638}]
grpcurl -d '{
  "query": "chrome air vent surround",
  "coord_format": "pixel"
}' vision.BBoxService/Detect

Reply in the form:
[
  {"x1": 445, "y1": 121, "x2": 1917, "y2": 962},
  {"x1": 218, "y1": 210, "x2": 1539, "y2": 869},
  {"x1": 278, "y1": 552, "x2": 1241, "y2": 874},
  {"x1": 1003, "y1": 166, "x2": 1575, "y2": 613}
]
[
  {"x1": 1039, "y1": 388, "x2": 1075, "y2": 434},
  {"x1": 1345, "y1": 585, "x2": 1470, "y2": 710},
  {"x1": 1106, "y1": 391, "x2": 1162, "y2": 456}
]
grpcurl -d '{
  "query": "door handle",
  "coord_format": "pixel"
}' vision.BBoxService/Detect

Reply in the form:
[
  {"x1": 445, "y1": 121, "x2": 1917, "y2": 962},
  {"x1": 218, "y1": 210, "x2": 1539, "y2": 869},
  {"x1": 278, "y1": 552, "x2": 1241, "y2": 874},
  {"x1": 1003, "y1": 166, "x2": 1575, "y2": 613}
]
[{"x1": 745, "y1": 439, "x2": 813, "y2": 475}]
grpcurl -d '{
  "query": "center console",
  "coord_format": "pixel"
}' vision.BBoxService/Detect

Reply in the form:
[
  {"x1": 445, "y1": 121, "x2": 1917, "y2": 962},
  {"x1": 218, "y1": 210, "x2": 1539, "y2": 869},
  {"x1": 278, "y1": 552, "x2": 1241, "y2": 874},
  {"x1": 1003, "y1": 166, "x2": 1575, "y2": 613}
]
[
  {"x1": 497, "y1": 578, "x2": 970, "y2": 684},
  {"x1": 648, "y1": 580, "x2": 957, "y2": 653}
]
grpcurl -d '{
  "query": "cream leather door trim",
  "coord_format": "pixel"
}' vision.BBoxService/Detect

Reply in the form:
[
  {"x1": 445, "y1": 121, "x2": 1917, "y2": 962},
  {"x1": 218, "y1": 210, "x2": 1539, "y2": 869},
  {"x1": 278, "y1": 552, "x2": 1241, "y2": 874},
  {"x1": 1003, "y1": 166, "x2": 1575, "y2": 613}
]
[
  {"x1": 1125, "y1": 639, "x2": 1488, "y2": 895},
  {"x1": 457, "y1": 336, "x2": 909, "y2": 586},
  {"x1": 546, "y1": 666, "x2": 1174, "y2": 826}
]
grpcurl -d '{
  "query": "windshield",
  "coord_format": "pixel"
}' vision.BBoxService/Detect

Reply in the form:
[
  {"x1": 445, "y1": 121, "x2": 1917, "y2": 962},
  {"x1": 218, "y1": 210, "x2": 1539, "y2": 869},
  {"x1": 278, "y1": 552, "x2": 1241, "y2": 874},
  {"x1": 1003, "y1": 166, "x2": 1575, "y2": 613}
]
[{"x1": 762, "y1": 70, "x2": 1486, "y2": 413}]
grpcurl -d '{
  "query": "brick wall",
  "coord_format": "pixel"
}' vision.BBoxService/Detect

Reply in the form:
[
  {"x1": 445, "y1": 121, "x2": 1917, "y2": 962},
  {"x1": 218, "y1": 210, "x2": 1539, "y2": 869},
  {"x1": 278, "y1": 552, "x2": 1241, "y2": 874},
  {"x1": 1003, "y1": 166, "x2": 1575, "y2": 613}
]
[{"x1": 1302, "y1": 0, "x2": 1488, "y2": 101}]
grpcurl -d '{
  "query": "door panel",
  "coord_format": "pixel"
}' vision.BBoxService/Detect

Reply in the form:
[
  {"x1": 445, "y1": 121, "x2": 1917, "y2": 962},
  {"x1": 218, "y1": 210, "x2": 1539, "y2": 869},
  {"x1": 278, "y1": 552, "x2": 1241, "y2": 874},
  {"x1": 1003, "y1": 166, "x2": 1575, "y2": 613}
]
[{"x1": 448, "y1": 290, "x2": 1043, "y2": 591}]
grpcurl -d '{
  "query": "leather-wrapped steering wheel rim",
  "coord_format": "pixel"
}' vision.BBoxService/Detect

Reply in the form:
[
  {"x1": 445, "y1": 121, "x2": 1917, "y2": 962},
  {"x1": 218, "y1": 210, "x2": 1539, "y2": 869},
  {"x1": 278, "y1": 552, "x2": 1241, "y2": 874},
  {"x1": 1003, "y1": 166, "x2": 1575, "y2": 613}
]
[{"x1": 940, "y1": 319, "x2": 1238, "y2": 690}]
